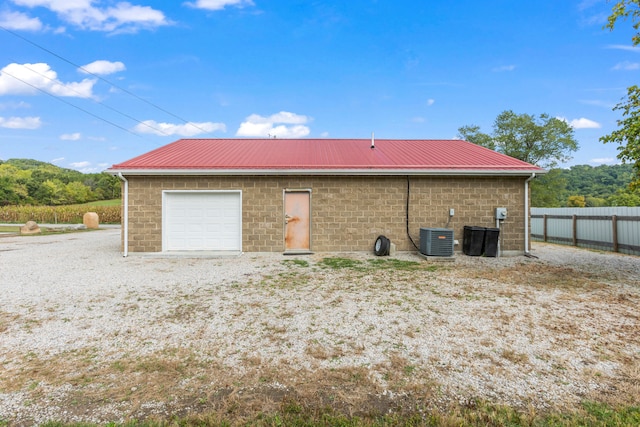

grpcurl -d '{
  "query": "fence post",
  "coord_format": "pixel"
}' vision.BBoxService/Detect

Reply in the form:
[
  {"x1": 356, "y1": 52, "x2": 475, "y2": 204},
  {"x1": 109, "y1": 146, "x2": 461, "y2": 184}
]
[
  {"x1": 543, "y1": 214, "x2": 548, "y2": 242},
  {"x1": 572, "y1": 214, "x2": 578, "y2": 246},
  {"x1": 612, "y1": 215, "x2": 619, "y2": 253}
]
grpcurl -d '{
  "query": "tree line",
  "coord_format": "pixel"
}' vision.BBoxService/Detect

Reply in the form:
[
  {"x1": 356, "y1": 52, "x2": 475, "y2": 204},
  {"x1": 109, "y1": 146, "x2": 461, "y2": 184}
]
[
  {"x1": 0, "y1": 159, "x2": 121, "y2": 206},
  {"x1": 457, "y1": 110, "x2": 639, "y2": 207},
  {"x1": 532, "y1": 163, "x2": 639, "y2": 207}
]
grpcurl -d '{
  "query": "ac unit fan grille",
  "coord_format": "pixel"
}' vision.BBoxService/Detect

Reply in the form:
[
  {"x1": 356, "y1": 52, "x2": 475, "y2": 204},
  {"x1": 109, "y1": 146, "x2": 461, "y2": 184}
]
[{"x1": 420, "y1": 228, "x2": 454, "y2": 256}]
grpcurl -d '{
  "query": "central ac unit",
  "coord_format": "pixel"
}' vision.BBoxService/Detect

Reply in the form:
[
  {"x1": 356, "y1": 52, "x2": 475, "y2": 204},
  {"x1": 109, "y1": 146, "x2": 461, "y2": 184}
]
[{"x1": 420, "y1": 227, "x2": 454, "y2": 256}]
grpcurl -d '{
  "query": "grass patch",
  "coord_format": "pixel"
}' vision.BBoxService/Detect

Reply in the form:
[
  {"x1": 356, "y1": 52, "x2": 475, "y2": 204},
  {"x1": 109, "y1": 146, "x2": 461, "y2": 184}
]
[
  {"x1": 366, "y1": 258, "x2": 437, "y2": 271},
  {"x1": 282, "y1": 259, "x2": 310, "y2": 268},
  {"x1": 319, "y1": 257, "x2": 364, "y2": 269},
  {"x1": 319, "y1": 257, "x2": 441, "y2": 272},
  {"x1": 39, "y1": 227, "x2": 95, "y2": 236},
  {"x1": 34, "y1": 400, "x2": 640, "y2": 426},
  {"x1": 0, "y1": 225, "x2": 97, "y2": 236}
]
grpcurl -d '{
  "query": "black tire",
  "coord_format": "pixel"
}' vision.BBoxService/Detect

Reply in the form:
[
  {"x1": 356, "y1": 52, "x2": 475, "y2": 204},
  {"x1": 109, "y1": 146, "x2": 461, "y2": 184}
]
[{"x1": 374, "y1": 235, "x2": 390, "y2": 256}]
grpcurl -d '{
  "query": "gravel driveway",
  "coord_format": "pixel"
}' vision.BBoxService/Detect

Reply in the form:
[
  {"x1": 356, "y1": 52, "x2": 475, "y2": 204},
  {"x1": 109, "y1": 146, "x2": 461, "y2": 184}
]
[{"x1": 1, "y1": 228, "x2": 639, "y2": 425}]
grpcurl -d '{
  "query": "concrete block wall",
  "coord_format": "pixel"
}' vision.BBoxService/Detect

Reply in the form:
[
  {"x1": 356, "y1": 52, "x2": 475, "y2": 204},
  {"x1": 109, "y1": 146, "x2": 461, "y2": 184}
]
[{"x1": 122, "y1": 175, "x2": 528, "y2": 253}]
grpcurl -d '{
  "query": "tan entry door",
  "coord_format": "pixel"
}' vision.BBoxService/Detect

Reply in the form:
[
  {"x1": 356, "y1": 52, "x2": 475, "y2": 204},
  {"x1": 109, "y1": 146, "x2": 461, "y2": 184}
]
[{"x1": 284, "y1": 190, "x2": 311, "y2": 252}]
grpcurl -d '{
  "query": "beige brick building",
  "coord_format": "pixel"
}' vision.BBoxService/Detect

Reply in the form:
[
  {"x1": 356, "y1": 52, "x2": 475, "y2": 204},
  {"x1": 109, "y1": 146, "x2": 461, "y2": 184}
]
[{"x1": 108, "y1": 139, "x2": 544, "y2": 256}]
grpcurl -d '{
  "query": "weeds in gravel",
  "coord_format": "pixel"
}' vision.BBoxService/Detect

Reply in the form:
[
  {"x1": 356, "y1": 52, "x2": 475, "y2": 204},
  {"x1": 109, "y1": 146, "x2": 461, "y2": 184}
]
[
  {"x1": 501, "y1": 348, "x2": 530, "y2": 365},
  {"x1": 5, "y1": 252, "x2": 640, "y2": 426},
  {"x1": 319, "y1": 257, "x2": 363, "y2": 269},
  {"x1": 461, "y1": 263, "x2": 609, "y2": 292},
  {"x1": 0, "y1": 310, "x2": 20, "y2": 333},
  {"x1": 318, "y1": 256, "x2": 441, "y2": 272},
  {"x1": 282, "y1": 259, "x2": 310, "y2": 268},
  {"x1": 35, "y1": 400, "x2": 640, "y2": 426}
]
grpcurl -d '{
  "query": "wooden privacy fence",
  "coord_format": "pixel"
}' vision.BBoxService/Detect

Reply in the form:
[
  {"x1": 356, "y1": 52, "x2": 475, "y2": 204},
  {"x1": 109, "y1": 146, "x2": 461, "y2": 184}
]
[{"x1": 530, "y1": 207, "x2": 640, "y2": 256}]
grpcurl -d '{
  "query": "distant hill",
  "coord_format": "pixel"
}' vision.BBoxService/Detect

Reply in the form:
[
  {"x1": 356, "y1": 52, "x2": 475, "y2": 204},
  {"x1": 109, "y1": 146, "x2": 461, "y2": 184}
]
[
  {"x1": 3, "y1": 158, "x2": 636, "y2": 207},
  {"x1": 0, "y1": 158, "x2": 120, "y2": 206},
  {"x1": 532, "y1": 163, "x2": 640, "y2": 207}
]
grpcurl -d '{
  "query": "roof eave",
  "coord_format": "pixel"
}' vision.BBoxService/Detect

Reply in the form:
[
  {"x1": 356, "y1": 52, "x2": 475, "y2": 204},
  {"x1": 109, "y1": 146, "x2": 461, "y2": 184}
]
[{"x1": 106, "y1": 168, "x2": 546, "y2": 176}]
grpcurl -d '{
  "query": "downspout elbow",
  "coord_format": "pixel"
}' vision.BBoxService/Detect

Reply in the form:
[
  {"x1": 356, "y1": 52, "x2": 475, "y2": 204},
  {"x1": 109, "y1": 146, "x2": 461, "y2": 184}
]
[{"x1": 117, "y1": 172, "x2": 129, "y2": 257}]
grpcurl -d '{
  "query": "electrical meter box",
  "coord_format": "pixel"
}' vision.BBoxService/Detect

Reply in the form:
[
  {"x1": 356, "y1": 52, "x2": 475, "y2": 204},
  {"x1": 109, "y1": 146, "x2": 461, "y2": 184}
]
[{"x1": 495, "y1": 207, "x2": 507, "y2": 220}]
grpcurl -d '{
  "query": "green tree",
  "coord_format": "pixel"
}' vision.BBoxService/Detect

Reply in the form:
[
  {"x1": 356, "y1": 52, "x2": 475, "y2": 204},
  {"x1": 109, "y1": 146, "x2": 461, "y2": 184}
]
[
  {"x1": 458, "y1": 110, "x2": 578, "y2": 168},
  {"x1": 607, "y1": 188, "x2": 640, "y2": 206},
  {"x1": 0, "y1": 164, "x2": 31, "y2": 204},
  {"x1": 585, "y1": 196, "x2": 607, "y2": 207},
  {"x1": 0, "y1": 176, "x2": 20, "y2": 205},
  {"x1": 0, "y1": 159, "x2": 120, "y2": 205},
  {"x1": 35, "y1": 179, "x2": 66, "y2": 205},
  {"x1": 567, "y1": 195, "x2": 586, "y2": 207},
  {"x1": 602, "y1": 1, "x2": 640, "y2": 187},
  {"x1": 600, "y1": 85, "x2": 640, "y2": 188},
  {"x1": 93, "y1": 173, "x2": 121, "y2": 199},
  {"x1": 457, "y1": 125, "x2": 495, "y2": 150},
  {"x1": 606, "y1": 0, "x2": 640, "y2": 45},
  {"x1": 65, "y1": 181, "x2": 92, "y2": 204},
  {"x1": 531, "y1": 169, "x2": 567, "y2": 207}
]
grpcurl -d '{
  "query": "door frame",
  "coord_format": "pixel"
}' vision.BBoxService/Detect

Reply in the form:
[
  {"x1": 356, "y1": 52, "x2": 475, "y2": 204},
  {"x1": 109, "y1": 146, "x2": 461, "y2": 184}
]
[
  {"x1": 283, "y1": 188, "x2": 312, "y2": 253},
  {"x1": 162, "y1": 190, "x2": 243, "y2": 252}
]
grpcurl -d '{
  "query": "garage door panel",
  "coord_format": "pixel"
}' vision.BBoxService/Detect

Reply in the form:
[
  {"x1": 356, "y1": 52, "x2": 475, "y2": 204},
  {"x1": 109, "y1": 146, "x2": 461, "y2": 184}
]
[{"x1": 164, "y1": 192, "x2": 241, "y2": 251}]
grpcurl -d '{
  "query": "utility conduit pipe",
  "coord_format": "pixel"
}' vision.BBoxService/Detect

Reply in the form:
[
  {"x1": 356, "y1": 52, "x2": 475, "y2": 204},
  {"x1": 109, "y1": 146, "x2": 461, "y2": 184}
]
[
  {"x1": 117, "y1": 172, "x2": 128, "y2": 257},
  {"x1": 524, "y1": 173, "x2": 536, "y2": 255}
]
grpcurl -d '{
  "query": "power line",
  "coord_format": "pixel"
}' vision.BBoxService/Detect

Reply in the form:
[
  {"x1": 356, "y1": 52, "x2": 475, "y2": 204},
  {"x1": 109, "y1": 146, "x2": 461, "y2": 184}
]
[
  {"x1": 14, "y1": 61, "x2": 172, "y2": 136},
  {"x1": 0, "y1": 24, "x2": 212, "y2": 135},
  {"x1": 1, "y1": 67, "x2": 140, "y2": 137}
]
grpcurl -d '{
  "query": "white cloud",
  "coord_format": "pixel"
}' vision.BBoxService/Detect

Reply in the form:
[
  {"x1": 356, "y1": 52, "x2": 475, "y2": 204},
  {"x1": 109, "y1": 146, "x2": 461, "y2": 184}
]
[
  {"x1": 411, "y1": 117, "x2": 425, "y2": 123},
  {"x1": 10, "y1": 0, "x2": 169, "y2": 33},
  {"x1": 320, "y1": 131, "x2": 330, "y2": 137},
  {"x1": 60, "y1": 132, "x2": 82, "y2": 140},
  {"x1": 570, "y1": 117, "x2": 601, "y2": 129},
  {"x1": 69, "y1": 160, "x2": 98, "y2": 172},
  {"x1": 80, "y1": 60, "x2": 126, "y2": 75},
  {"x1": 590, "y1": 157, "x2": 617, "y2": 165},
  {"x1": 557, "y1": 116, "x2": 601, "y2": 129},
  {"x1": 612, "y1": 61, "x2": 640, "y2": 71},
  {"x1": 0, "y1": 101, "x2": 31, "y2": 110},
  {"x1": 492, "y1": 64, "x2": 517, "y2": 72},
  {"x1": 579, "y1": 99, "x2": 615, "y2": 109},
  {"x1": 606, "y1": 44, "x2": 640, "y2": 52},
  {"x1": 51, "y1": 157, "x2": 64, "y2": 163},
  {"x1": 426, "y1": 99, "x2": 435, "y2": 106},
  {"x1": 185, "y1": 0, "x2": 254, "y2": 11},
  {"x1": 0, "y1": 116, "x2": 41, "y2": 129},
  {"x1": 0, "y1": 62, "x2": 96, "y2": 97},
  {"x1": 70, "y1": 161, "x2": 91, "y2": 168},
  {"x1": 0, "y1": 10, "x2": 43, "y2": 30},
  {"x1": 134, "y1": 120, "x2": 227, "y2": 136},
  {"x1": 236, "y1": 111, "x2": 311, "y2": 138}
]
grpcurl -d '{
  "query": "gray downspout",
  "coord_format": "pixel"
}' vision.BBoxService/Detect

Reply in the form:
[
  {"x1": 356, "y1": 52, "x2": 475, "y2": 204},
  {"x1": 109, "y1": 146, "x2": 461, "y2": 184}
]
[
  {"x1": 524, "y1": 173, "x2": 536, "y2": 255},
  {"x1": 117, "y1": 173, "x2": 129, "y2": 257}
]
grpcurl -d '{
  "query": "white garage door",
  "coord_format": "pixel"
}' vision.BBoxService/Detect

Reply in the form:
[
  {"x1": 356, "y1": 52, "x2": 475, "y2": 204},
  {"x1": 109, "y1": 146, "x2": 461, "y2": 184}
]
[{"x1": 163, "y1": 191, "x2": 241, "y2": 251}]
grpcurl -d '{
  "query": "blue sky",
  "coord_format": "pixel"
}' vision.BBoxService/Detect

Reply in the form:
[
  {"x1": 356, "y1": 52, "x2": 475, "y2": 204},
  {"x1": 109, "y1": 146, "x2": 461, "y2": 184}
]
[{"x1": 0, "y1": 0, "x2": 638, "y2": 173}]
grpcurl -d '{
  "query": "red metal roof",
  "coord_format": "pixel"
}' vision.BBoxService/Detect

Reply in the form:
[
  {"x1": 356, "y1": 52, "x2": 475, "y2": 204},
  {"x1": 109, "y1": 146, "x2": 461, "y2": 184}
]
[{"x1": 108, "y1": 139, "x2": 545, "y2": 175}]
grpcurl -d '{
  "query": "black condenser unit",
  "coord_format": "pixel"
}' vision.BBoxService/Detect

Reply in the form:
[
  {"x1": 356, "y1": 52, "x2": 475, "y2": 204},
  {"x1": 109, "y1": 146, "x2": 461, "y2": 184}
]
[{"x1": 419, "y1": 227, "x2": 454, "y2": 256}]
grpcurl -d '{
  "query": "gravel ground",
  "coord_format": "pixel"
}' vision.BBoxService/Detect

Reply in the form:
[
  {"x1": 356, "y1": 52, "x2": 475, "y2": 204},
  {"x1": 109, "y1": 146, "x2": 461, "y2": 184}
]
[{"x1": 0, "y1": 228, "x2": 639, "y2": 425}]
